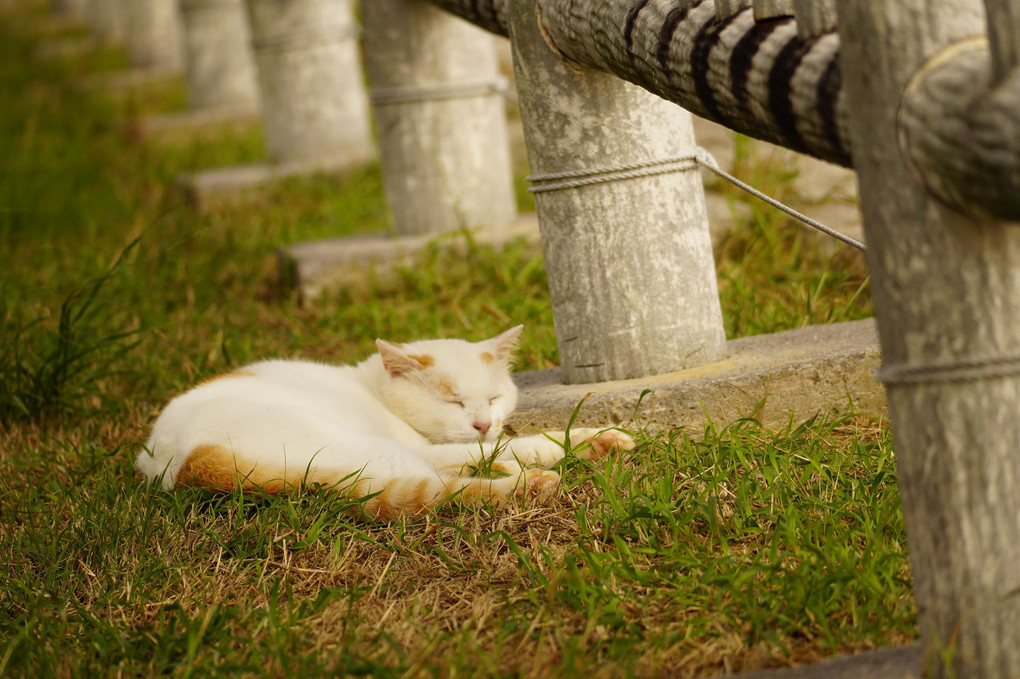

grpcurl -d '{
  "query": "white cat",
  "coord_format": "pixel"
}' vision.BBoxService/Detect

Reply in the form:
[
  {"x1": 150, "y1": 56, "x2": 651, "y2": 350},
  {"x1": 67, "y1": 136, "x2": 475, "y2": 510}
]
[{"x1": 136, "y1": 326, "x2": 633, "y2": 519}]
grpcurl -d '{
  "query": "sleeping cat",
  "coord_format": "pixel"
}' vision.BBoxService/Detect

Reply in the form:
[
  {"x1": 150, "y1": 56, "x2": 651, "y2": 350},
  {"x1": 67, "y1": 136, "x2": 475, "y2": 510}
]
[{"x1": 136, "y1": 326, "x2": 634, "y2": 520}]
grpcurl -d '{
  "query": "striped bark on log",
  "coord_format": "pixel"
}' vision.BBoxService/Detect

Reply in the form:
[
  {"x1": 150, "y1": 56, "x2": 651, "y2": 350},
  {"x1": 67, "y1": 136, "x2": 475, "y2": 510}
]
[{"x1": 430, "y1": 0, "x2": 852, "y2": 167}]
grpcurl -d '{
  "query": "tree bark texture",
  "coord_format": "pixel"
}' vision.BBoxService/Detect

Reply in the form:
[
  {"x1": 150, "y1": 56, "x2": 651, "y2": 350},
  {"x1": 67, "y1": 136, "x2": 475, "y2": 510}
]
[
  {"x1": 363, "y1": 0, "x2": 516, "y2": 236},
  {"x1": 752, "y1": 0, "x2": 792, "y2": 22},
  {"x1": 429, "y1": 0, "x2": 1020, "y2": 222},
  {"x1": 899, "y1": 36, "x2": 1020, "y2": 222},
  {"x1": 715, "y1": 0, "x2": 749, "y2": 21},
  {"x1": 429, "y1": 0, "x2": 509, "y2": 35},
  {"x1": 179, "y1": 0, "x2": 261, "y2": 112},
  {"x1": 245, "y1": 0, "x2": 374, "y2": 167},
  {"x1": 985, "y1": 0, "x2": 1020, "y2": 78},
  {"x1": 508, "y1": 0, "x2": 727, "y2": 383},
  {"x1": 838, "y1": 1, "x2": 1020, "y2": 677},
  {"x1": 790, "y1": 0, "x2": 834, "y2": 39},
  {"x1": 431, "y1": 0, "x2": 852, "y2": 167},
  {"x1": 124, "y1": 0, "x2": 184, "y2": 72}
]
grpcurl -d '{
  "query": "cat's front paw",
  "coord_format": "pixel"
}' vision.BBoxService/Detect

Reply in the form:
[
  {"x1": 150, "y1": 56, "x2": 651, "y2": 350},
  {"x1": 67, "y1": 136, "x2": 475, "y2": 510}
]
[
  {"x1": 573, "y1": 428, "x2": 635, "y2": 459},
  {"x1": 515, "y1": 468, "x2": 560, "y2": 500}
]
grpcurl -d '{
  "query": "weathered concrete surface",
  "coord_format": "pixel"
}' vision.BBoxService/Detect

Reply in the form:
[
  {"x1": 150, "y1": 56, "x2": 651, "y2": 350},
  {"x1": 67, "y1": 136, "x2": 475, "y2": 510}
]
[
  {"x1": 509, "y1": 0, "x2": 727, "y2": 383},
  {"x1": 507, "y1": 318, "x2": 885, "y2": 434},
  {"x1": 707, "y1": 643, "x2": 921, "y2": 679},
  {"x1": 363, "y1": 0, "x2": 516, "y2": 236},
  {"x1": 178, "y1": 0, "x2": 260, "y2": 112},
  {"x1": 284, "y1": 215, "x2": 542, "y2": 298},
  {"x1": 76, "y1": 67, "x2": 181, "y2": 92},
  {"x1": 123, "y1": 0, "x2": 183, "y2": 72},
  {"x1": 136, "y1": 105, "x2": 262, "y2": 138},
  {"x1": 245, "y1": 0, "x2": 374, "y2": 168},
  {"x1": 178, "y1": 159, "x2": 357, "y2": 211}
]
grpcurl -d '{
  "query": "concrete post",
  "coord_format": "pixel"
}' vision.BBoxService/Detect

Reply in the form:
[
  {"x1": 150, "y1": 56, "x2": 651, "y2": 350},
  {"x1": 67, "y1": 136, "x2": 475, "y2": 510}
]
[
  {"x1": 88, "y1": 0, "x2": 125, "y2": 42},
  {"x1": 123, "y1": 0, "x2": 183, "y2": 72},
  {"x1": 362, "y1": 0, "x2": 516, "y2": 236},
  {"x1": 837, "y1": 1, "x2": 1020, "y2": 677},
  {"x1": 507, "y1": 0, "x2": 727, "y2": 384},
  {"x1": 178, "y1": 0, "x2": 261, "y2": 113},
  {"x1": 244, "y1": 0, "x2": 374, "y2": 169}
]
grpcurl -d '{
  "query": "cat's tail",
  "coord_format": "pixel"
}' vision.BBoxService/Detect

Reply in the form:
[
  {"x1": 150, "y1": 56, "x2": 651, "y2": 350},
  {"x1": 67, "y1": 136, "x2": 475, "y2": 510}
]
[{"x1": 173, "y1": 444, "x2": 559, "y2": 520}]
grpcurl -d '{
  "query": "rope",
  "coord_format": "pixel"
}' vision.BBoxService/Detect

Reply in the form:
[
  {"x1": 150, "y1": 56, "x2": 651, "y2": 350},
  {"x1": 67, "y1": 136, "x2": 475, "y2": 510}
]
[
  {"x1": 251, "y1": 25, "x2": 360, "y2": 54},
  {"x1": 370, "y1": 77, "x2": 510, "y2": 106},
  {"x1": 694, "y1": 149, "x2": 867, "y2": 252},
  {"x1": 526, "y1": 148, "x2": 866, "y2": 252},
  {"x1": 527, "y1": 156, "x2": 699, "y2": 192},
  {"x1": 875, "y1": 354, "x2": 1020, "y2": 385}
]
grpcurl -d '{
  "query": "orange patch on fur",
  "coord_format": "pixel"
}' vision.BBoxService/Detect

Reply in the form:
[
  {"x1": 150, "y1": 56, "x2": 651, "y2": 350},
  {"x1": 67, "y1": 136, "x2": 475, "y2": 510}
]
[
  {"x1": 479, "y1": 352, "x2": 495, "y2": 363},
  {"x1": 176, "y1": 444, "x2": 287, "y2": 494},
  {"x1": 410, "y1": 479, "x2": 432, "y2": 513},
  {"x1": 408, "y1": 353, "x2": 435, "y2": 368},
  {"x1": 435, "y1": 377, "x2": 456, "y2": 397}
]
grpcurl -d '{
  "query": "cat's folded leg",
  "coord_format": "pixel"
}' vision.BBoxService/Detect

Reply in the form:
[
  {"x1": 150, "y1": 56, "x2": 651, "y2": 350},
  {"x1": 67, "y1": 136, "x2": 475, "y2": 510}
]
[
  {"x1": 490, "y1": 459, "x2": 526, "y2": 476},
  {"x1": 415, "y1": 428, "x2": 634, "y2": 475},
  {"x1": 414, "y1": 441, "x2": 505, "y2": 472},
  {"x1": 497, "y1": 427, "x2": 635, "y2": 466},
  {"x1": 435, "y1": 467, "x2": 560, "y2": 508},
  {"x1": 432, "y1": 456, "x2": 525, "y2": 478},
  {"x1": 564, "y1": 428, "x2": 636, "y2": 459},
  {"x1": 353, "y1": 466, "x2": 559, "y2": 520}
]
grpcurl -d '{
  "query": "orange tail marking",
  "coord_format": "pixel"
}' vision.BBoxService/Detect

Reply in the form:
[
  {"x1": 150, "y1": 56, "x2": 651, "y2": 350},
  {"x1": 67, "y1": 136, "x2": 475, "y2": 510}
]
[
  {"x1": 176, "y1": 444, "x2": 290, "y2": 494},
  {"x1": 175, "y1": 446, "x2": 546, "y2": 521}
]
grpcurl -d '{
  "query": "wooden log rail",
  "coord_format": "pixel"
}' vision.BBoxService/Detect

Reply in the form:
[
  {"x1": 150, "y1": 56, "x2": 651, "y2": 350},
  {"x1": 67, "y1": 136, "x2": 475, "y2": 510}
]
[
  {"x1": 430, "y1": 0, "x2": 852, "y2": 167},
  {"x1": 432, "y1": 0, "x2": 1020, "y2": 224},
  {"x1": 900, "y1": 33, "x2": 1020, "y2": 221}
]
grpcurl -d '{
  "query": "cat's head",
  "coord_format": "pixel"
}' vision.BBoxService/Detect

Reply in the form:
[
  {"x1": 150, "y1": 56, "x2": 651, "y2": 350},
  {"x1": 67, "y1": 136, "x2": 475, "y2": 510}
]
[{"x1": 375, "y1": 326, "x2": 523, "y2": 444}]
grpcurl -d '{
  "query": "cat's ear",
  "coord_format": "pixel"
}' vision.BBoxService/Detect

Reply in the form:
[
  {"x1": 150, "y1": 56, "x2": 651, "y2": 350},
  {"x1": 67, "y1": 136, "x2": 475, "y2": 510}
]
[
  {"x1": 376, "y1": 339, "x2": 430, "y2": 377},
  {"x1": 485, "y1": 325, "x2": 523, "y2": 365}
]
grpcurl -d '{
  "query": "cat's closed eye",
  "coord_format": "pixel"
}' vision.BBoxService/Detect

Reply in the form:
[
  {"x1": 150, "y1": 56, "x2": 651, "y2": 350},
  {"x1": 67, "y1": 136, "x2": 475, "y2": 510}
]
[{"x1": 445, "y1": 396, "x2": 500, "y2": 407}]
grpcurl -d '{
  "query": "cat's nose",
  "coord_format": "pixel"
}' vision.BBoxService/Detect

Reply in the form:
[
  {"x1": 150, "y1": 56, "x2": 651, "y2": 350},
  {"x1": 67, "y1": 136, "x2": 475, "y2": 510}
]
[{"x1": 473, "y1": 420, "x2": 491, "y2": 435}]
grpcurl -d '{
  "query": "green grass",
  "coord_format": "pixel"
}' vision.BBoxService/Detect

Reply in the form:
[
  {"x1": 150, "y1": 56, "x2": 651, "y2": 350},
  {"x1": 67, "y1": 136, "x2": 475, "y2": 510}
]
[
  {"x1": 2, "y1": 415, "x2": 912, "y2": 677},
  {"x1": 0, "y1": 7, "x2": 909, "y2": 678}
]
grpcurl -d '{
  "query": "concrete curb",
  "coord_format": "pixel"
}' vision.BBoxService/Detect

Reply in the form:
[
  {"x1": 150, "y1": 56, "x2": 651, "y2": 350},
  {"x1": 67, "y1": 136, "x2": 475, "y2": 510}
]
[
  {"x1": 283, "y1": 216, "x2": 542, "y2": 297},
  {"x1": 136, "y1": 105, "x2": 262, "y2": 138},
  {"x1": 75, "y1": 67, "x2": 180, "y2": 93},
  {"x1": 177, "y1": 157, "x2": 366, "y2": 211},
  {"x1": 508, "y1": 318, "x2": 885, "y2": 435},
  {"x1": 710, "y1": 643, "x2": 922, "y2": 679}
]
